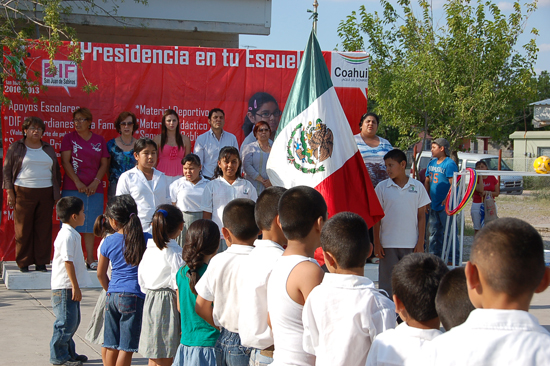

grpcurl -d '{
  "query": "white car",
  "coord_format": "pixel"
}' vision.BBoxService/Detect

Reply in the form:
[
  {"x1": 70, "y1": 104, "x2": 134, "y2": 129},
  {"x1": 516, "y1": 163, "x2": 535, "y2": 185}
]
[{"x1": 413, "y1": 152, "x2": 523, "y2": 195}]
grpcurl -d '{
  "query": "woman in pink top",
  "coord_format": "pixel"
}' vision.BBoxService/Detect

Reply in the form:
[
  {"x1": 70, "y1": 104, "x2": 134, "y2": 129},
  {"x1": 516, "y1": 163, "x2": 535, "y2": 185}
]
[
  {"x1": 471, "y1": 160, "x2": 500, "y2": 236},
  {"x1": 60, "y1": 107, "x2": 110, "y2": 269},
  {"x1": 154, "y1": 109, "x2": 191, "y2": 185}
]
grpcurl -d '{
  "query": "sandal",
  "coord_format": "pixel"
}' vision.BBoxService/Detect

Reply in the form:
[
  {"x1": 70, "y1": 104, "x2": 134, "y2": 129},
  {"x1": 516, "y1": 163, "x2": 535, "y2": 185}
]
[{"x1": 87, "y1": 261, "x2": 98, "y2": 270}]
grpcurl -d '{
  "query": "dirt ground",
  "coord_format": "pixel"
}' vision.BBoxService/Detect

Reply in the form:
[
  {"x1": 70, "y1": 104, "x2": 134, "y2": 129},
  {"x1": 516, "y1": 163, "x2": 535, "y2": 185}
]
[{"x1": 449, "y1": 191, "x2": 550, "y2": 262}]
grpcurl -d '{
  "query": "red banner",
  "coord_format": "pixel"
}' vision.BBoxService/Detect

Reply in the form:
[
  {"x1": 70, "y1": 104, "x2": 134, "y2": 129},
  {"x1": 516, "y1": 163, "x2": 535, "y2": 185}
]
[{"x1": 1, "y1": 42, "x2": 368, "y2": 261}]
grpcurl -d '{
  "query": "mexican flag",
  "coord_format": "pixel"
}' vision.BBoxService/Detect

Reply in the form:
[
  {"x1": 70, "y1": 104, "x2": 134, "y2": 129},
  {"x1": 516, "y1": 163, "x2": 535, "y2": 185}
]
[{"x1": 266, "y1": 31, "x2": 384, "y2": 229}]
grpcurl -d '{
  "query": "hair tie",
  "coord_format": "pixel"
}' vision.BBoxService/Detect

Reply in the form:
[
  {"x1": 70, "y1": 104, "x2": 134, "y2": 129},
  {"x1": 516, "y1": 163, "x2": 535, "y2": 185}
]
[
  {"x1": 158, "y1": 209, "x2": 168, "y2": 217},
  {"x1": 129, "y1": 213, "x2": 135, "y2": 218}
]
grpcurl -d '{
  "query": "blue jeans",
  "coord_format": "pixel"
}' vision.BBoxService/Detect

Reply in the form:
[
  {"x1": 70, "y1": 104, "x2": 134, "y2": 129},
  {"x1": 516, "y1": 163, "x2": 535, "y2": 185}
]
[
  {"x1": 103, "y1": 292, "x2": 144, "y2": 352},
  {"x1": 248, "y1": 348, "x2": 273, "y2": 366},
  {"x1": 428, "y1": 209, "x2": 459, "y2": 262},
  {"x1": 215, "y1": 328, "x2": 252, "y2": 366},
  {"x1": 50, "y1": 289, "x2": 81, "y2": 364}
]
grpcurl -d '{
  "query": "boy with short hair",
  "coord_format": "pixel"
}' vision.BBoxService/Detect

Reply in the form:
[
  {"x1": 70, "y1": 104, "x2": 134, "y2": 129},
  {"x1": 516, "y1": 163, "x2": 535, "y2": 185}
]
[
  {"x1": 50, "y1": 197, "x2": 92, "y2": 366},
  {"x1": 302, "y1": 212, "x2": 396, "y2": 366},
  {"x1": 424, "y1": 138, "x2": 458, "y2": 260},
  {"x1": 417, "y1": 218, "x2": 550, "y2": 365},
  {"x1": 267, "y1": 186, "x2": 326, "y2": 366},
  {"x1": 239, "y1": 187, "x2": 288, "y2": 365},
  {"x1": 195, "y1": 198, "x2": 259, "y2": 366},
  {"x1": 435, "y1": 267, "x2": 475, "y2": 331},
  {"x1": 374, "y1": 149, "x2": 431, "y2": 297},
  {"x1": 366, "y1": 253, "x2": 448, "y2": 366}
]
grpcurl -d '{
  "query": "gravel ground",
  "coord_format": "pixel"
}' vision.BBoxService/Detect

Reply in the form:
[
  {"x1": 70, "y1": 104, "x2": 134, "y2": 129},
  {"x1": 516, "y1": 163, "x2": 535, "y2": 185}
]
[{"x1": 454, "y1": 191, "x2": 550, "y2": 262}]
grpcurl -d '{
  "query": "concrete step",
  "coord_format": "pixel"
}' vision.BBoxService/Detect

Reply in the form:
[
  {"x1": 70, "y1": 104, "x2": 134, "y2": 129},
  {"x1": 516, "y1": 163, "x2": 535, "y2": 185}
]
[
  {"x1": 364, "y1": 262, "x2": 379, "y2": 282},
  {"x1": 2, "y1": 261, "x2": 102, "y2": 290}
]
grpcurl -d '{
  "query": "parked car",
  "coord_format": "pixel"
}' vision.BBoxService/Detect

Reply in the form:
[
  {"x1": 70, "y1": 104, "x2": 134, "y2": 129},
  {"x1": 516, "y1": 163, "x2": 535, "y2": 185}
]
[{"x1": 413, "y1": 152, "x2": 523, "y2": 195}]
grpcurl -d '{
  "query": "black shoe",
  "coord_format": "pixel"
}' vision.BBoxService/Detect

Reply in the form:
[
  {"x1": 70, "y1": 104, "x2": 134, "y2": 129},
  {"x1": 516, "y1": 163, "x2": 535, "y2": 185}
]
[
  {"x1": 36, "y1": 264, "x2": 48, "y2": 272},
  {"x1": 19, "y1": 266, "x2": 29, "y2": 273},
  {"x1": 74, "y1": 354, "x2": 88, "y2": 362}
]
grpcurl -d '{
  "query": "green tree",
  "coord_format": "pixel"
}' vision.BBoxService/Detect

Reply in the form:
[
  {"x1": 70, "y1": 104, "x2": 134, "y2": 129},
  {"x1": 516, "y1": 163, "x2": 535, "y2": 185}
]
[
  {"x1": 1, "y1": 0, "x2": 146, "y2": 103},
  {"x1": 337, "y1": 0, "x2": 539, "y2": 150}
]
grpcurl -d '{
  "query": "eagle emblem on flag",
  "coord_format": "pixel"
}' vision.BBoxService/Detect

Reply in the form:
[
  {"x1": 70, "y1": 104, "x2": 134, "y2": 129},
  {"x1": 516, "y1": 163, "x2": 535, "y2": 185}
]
[{"x1": 286, "y1": 118, "x2": 334, "y2": 174}]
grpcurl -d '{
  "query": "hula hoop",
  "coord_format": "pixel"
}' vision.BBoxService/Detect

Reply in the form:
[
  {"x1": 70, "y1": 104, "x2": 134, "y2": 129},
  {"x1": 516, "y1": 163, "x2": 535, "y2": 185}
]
[{"x1": 445, "y1": 168, "x2": 477, "y2": 216}]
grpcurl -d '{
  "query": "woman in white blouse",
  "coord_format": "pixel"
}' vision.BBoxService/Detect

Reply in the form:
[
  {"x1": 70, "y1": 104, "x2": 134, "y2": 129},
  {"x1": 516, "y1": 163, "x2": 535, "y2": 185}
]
[
  {"x1": 241, "y1": 121, "x2": 272, "y2": 195},
  {"x1": 2, "y1": 117, "x2": 61, "y2": 272},
  {"x1": 170, "y1": 154, "x2": 209, "y2": 247}
]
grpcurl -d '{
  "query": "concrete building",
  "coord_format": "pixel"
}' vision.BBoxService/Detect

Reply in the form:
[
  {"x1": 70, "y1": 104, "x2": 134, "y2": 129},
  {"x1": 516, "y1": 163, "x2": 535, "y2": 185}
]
[{"x1": 22, "y1": 0, "x2": 272, "y2": 48}]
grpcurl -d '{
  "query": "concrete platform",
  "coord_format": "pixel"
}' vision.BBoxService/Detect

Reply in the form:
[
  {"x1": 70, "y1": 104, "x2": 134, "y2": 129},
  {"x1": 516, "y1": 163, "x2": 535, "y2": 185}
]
[{"x1": 2, "y1": 262, "x2": 102, "y2": 290}]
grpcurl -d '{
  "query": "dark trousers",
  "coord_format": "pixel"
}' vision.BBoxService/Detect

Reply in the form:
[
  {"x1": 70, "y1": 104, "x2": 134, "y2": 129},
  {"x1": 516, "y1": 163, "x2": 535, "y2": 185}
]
[
  {"x1": 14, "y1": 185, "x2": 54, "y2": 267},
  {"x1": 379, "y1": 248, "x2": 414, "y2": 299}
]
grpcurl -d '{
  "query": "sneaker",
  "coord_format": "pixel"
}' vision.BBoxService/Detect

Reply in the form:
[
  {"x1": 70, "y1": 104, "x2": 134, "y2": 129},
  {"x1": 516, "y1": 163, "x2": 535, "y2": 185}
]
[
  {"x1": 87, "y1": 262, "x2": 98, "y2": 270},
  {"x1": 36, "y1": 264, "x2": 48, "y2": 272},
  {"x1": 74, "y1": 354, "x2": 88, "y2": 362},
  {"x1": 19, "y1": 266, "x2": 29, "y2": 273}
]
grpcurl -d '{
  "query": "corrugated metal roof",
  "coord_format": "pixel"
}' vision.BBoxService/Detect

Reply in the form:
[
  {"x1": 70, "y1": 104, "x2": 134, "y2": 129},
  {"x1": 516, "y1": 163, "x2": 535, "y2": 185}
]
[{"x1": 530, "y1": 98, "x2": 550, "y2": 106}]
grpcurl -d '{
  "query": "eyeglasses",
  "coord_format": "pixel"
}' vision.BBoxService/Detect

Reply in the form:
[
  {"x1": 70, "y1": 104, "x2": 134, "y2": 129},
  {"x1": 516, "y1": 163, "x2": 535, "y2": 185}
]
[
  {"x1": 120, "y1": 122, "x2": 134, "y2": 127},
  {"x1": 257, "y1": 128, "x2": 270, "y2": 133},
  {"x1": 74, "y1": 118, "x2": 89, "y2": 123},
  {"x1": 28, "y1": 127, "x2": 43, "y2": 132},
  {"x1": 255, "y1": 110, "x2": 282, "y2": 119}
]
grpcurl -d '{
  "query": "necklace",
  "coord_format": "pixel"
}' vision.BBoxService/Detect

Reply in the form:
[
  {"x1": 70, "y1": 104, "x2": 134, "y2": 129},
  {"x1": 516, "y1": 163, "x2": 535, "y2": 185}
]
[{"x1": 120, "y1": 136, "x2": 134, "y2": 146}]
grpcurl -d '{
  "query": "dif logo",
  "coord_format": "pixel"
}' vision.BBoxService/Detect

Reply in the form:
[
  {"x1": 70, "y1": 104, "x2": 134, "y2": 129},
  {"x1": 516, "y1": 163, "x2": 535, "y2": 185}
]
[{"x1": 42, "y1": 60, "x2": 77, "y2": 92}]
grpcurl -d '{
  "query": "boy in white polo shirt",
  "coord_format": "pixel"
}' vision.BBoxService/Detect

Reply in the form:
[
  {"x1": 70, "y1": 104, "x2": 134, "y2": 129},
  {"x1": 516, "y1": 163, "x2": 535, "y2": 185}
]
[
  {"x1": 374, "y1": 149, "x2": 431, "y2": 298},
  {"x1": 413, "y1": 218, "x2": 550, "y2": 365},
  {"x1": 302, "y1": 212, "x2": 396, "y2": 366},
  {"x1": 50, "y1": 197, "x2": 92, "y2": 366},
  {"x1": 195, "y1": 198, "x2": 259, "y2": 366},
  {"x1": 367, "y1": 253, "x2": 448, "y2": 366},
  {"x1": 239, "y1": 187, "x2": 288, "y2": 365}
]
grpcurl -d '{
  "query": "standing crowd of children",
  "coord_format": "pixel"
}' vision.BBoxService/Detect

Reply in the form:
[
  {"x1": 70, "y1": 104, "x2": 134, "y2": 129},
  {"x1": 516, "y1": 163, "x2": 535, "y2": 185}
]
[{"x1": 49, "y1": 140, "x2": 550, "y2": 366}]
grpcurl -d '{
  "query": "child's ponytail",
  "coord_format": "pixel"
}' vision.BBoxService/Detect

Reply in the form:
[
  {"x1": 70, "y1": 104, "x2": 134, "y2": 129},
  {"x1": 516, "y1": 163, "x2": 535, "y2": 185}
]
[
  {"x1": 152, "y1": 204, "x2": 184, "y2": 250},
  {"x1": 182, "y1": 219, "x2": 220, "y2": 294},
  {"x1": 105, "y1": 195, "x2": 146, "y2": 266}
]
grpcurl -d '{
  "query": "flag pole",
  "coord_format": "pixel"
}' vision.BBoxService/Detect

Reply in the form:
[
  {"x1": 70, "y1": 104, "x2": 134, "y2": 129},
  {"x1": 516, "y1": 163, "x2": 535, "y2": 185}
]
[{"x1": 308, "y1": 1, "x2": 319, "y2": 35}]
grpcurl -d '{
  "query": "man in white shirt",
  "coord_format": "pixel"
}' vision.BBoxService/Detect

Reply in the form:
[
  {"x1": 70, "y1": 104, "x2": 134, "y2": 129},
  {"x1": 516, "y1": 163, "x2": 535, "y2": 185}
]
[
  {"x1": 239, "y1": 187, "x2": 288, "y2": 365},
  {"x1": 193, "y1": 108, "x2": 239, "y2": 179}
]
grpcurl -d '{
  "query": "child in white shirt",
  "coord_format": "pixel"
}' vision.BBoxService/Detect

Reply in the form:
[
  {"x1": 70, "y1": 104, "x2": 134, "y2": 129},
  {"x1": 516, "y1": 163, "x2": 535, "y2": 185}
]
[
  {"x1": 50, "y1": 197, "x2": 92, "y2": 366},
  {"x1": 239, "y1": 187, "x2": 288, "y2": 365},
  {"x1": 434, "y1": 267, "x2": 475, "y2": 331},
  {"x1": 116, "y1": 137, "x2": 171, "y2": 234},
  {"x1": 267, "y1": 186, "x2": 326, "y2": 366},
  {"x1": 374, "y1": 149, "x2": 431, "y2": 298},
  {"x1": 366, "y1": 253, "x2": 448, "y2": 366},
  {"x1": 138, "y1": 204, "x2": 185, "y2": 365},
  {"x1": 302, "y1": 212, "x2": 396, "y2": 366},
  {"x1": 414, "y1": 218, "x2": 550, "y2": 365},
  {"x1": 195, "y1": 198, "x2": 259, "y2": 366},
  {"x1": 200, "y1": 146, "x2": 257, "y2": 252}
]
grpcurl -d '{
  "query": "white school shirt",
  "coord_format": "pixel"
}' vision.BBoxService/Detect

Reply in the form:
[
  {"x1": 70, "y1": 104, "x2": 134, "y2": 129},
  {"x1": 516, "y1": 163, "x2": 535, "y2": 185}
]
[
  {"x1": 239, "y1": 239, "x2": 285, "y2": 349},
  {"x1": 138, "y1": 238, "x2": 184, "y2": 292},
  {"x1": 366, "y1": 321, "x2": 441, "y2": 366},
  {"x1": 200, "y1": 177, "x2": 258, "y2": 235},
  {"x1": 193, "y1": 129, "x2": 239, "y2": 178},
  {"x1": 375, "y1": 177, "x2": 431, "y2": 249},
  {"x1": 51, "y1": 223, "x2": 92, "y2": 290},
  {"x1": 267, "y1": 255, "x2": 319, "y2": 366},
  {"x1": 408, "y1": 309, "x2": 550, "y2": 366},
  {"x1": 116, "y1": 167, "x2": 171, "y2": 234},
  {"x1": 302, "y1": 273, "x2": 396, "y2": 366},
  {"x1": 170, "y1": 176, "x2": 209, "y2": 212},
  {"x1": 195, "y1": 244, "x2": 254, "y2": 333}
]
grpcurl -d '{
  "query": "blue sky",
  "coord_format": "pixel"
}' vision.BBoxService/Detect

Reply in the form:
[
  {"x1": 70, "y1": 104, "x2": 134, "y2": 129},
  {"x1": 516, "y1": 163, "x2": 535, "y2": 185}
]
[{"x1": 240, "y1": 0, "x2": 550, "y2": 75}]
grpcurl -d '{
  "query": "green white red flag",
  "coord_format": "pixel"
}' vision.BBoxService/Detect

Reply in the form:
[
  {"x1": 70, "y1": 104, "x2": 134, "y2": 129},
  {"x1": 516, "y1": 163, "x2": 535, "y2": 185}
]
[{"x1": 266, "y1": 31, "x2": 384, "y2": 230}]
